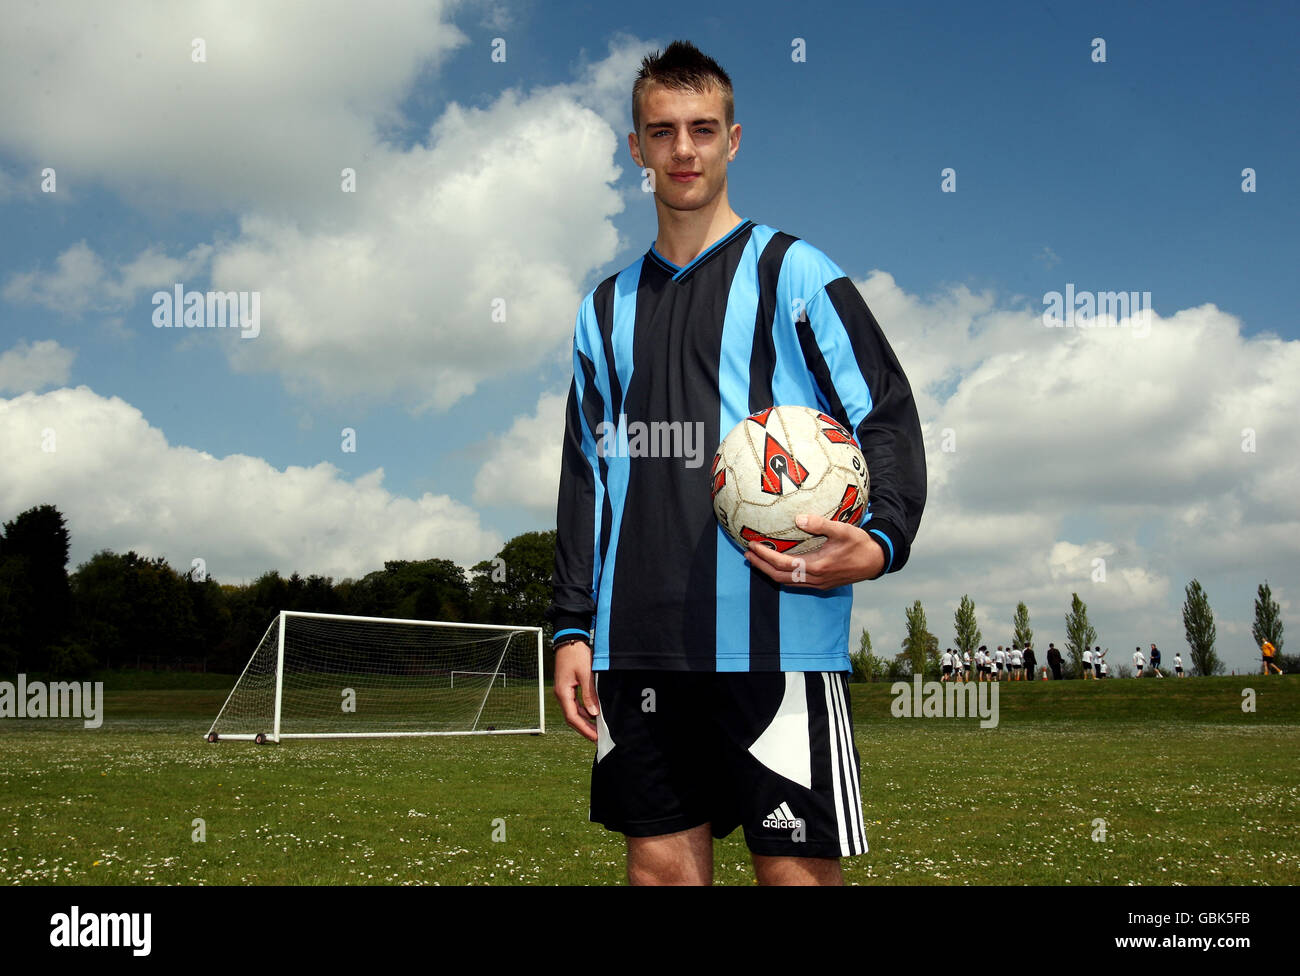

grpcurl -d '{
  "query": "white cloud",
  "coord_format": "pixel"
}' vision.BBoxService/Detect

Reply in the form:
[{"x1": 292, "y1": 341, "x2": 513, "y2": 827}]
[
  {"x1": 473, "y1": 389, "x2": 567, "y2": 514},
  {"x1": 213, "y1": 84, "x2": 624, "y2": 411},
  {"x1": 0, "y1": 340, "x2": 76, "y2": 394},
  {"x1": 838, "y1": 275, "x2": 1300, "y2": 668},
  {"x1": 4, "y1": 241, "x2": 211, "y2": 316},
  {"x1": 0, "y1": 0, "x2": 467, "y2": 217},
  {"x1": 0, "y1": 386, "x2": 502, "y2": 580},
  {"x1": 2, "y1": 13, "x2": 642, "y2": 412}
]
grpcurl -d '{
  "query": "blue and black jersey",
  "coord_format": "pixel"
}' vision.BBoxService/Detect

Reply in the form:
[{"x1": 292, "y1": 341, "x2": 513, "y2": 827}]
[{"x1": 547, "y1": 219, "x2": 926, "y2": 672}]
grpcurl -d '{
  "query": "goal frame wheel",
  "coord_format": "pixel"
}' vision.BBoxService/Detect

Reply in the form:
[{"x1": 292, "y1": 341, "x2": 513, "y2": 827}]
[
  {"x1": 254, "y1": 732, "x2": 267, "y2": 745},
  {"x1": 206, "y1": 732, "x2": 219, "y2": 743}
]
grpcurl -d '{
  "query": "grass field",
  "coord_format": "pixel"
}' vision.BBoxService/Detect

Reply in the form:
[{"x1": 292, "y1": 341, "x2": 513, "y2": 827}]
[{"x1": 1, "y1": 673, "x2": 1296, "y2": 885}]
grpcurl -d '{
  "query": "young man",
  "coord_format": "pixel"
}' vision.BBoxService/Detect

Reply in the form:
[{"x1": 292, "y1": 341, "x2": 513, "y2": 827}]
[
  {"x1": 1174, "y1": 652, "x2": 1184, "y2": 677},
  {"x1": 1082, "y1": 646, "x2": 1094, "y2": 679},
  {"x1": 1133, "y1": 646, "x2": 1145, "y2": 677},
  {"x1": 1149, "y1": 643, "x2": 1163, "y2": 677},
  {"x1": 547, "y1": 41, "x2": 926, "y2": 886},
  {"x1": 1262, "y1": 639, "x2": 1282, "y2": 676},
  {"x1": 1093, "y1": 646, "x2": 1105, "y2": 680}
]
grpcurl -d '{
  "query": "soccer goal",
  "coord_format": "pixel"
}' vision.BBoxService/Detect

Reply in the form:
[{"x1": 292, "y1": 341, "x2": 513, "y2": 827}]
[{"x1": 205, "y1": 612, "x2": 545, "y2": 743}]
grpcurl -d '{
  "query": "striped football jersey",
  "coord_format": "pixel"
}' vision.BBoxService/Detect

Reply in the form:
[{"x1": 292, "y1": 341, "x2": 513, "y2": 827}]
[{"x1": 547, "y1": 219, "x2": 926, "y2": 671}]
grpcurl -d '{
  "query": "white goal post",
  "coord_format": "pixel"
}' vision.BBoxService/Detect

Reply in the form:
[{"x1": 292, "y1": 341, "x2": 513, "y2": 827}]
[{"x1": 205, "y1": 611, "x2": 545, "y2": 742}]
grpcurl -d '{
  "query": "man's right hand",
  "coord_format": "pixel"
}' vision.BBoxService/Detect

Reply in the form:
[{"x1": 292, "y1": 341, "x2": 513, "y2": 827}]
[{"x1": 554, "y1": 640, "x2": 599, "y2": 742}]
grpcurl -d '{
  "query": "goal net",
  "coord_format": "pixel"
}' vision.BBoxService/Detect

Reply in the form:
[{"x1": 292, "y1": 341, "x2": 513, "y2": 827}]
[{"x1": 206, "y1": 612, "x2": 544, "y2": 742}]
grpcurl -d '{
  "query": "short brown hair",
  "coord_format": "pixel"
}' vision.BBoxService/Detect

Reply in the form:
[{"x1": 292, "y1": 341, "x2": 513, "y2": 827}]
[{"x1": 631, "y1": 40, "x2": 734, "y2": 135}]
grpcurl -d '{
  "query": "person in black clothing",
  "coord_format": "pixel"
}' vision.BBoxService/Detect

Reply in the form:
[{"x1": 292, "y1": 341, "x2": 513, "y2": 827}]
[
  {"x1": 1046, "y1": 643, "x2": 1063, "y2": 681},
  {"x1": 1149, "y1": 643, "x2": 1163, "y2": 678},
  {"x1": 1023, "y1": 643, "x2": 1037, "y2": 681}
]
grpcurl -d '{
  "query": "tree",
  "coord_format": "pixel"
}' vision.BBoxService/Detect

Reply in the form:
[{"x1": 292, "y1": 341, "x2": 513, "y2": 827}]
[
  {"x1": 1064, "y1": 592, "x2": 1097, "y2": 676},
  {"x1": 850, "y1": 626, "x2": 888, "y2": 683},
  {"x1": 901, "y1": 600, "x2": 935, "y2": 678},
  {"x1": 1252, "y1": 581, "x2": 1283, "y2": 655},
  {"x1": 70, "y1": 551, "x2": 198, "y2": 669},
  {"x1": 467, "y1": 531, "x2": 555, "y2": 632},
  {"x1": 1183, "y1": 579, "x2": 1222, "y2": 676},
  {"x1": 1013, "y1": 601, "x2": 1033, "y2": 651},
  {"x1": 0, "y1": 504, "x2": 73, "y2": 671},
  {"x1": 953, "y1": 595, "x2": 981, "y2": 660}
]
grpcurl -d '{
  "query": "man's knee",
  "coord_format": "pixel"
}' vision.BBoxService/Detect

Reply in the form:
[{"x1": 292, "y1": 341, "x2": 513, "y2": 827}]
[
  {"x1": 626, "y1": 825, "x2": 713, "y2": 885},
  {"x1": 752, "y1": 854, "x2": 843, "y2": 886}
]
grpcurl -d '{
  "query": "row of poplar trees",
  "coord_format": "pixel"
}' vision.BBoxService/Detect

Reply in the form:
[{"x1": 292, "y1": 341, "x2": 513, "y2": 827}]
[{"x1": 853, "y1": 583, "x2": 1286, "y2": 681}]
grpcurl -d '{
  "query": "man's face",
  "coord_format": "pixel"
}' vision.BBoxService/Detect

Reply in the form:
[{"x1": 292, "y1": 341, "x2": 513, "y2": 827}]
[{"x1": 629, "y1": 82, "x2": 739, "y2": 213}]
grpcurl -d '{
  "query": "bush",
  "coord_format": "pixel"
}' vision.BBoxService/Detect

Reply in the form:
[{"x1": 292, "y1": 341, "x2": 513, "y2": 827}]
[
  {"x1": 47, "y1": 640, "x2": 97, "y2": 678},
  {"x1": 850, "y1": 649, "x2": 889, "y2": 683}
]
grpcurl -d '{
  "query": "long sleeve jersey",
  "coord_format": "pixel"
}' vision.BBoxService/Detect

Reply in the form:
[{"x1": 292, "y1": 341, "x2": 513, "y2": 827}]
[{"x1": 546, "y1": 219, "x2": 926, "y2": 671}]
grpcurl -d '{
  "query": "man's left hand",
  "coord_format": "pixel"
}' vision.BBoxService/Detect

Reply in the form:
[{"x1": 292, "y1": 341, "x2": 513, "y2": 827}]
[{"x1": 743, "y1": 513, "x2": 886, "y2": 589}]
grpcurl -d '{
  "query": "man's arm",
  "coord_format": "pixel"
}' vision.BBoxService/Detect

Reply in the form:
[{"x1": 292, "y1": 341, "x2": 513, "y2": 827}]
[
  {"x1": 545, "y1": 299, "x2": 610, "y2": 736},
  {"x1": 748, "y1": 272, "x2": 926, "y2": 590}
]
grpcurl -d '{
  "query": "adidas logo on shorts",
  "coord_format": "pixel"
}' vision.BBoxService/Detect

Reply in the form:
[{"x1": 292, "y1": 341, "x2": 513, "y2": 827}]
[{"x1": 762, "y1": 802, "x2": 803, "y2": 831}]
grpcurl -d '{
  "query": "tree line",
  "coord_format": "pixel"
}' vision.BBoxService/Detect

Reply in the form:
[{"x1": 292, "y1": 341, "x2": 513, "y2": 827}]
[
  {"x1": 0, "y1": 504, "x2": 557, "y2": 676},
  {"x1": 852, "y1": 585, "x2": 1290, "y2": 681}
]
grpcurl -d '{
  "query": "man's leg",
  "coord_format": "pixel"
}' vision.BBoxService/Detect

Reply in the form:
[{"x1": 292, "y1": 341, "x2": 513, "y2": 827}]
[
  {"x1": 626, "y1": 824, "x2": 713, "y2": 885},
  {"x1": 752, "y1": 854, "x2": 843, "y2": 886}
]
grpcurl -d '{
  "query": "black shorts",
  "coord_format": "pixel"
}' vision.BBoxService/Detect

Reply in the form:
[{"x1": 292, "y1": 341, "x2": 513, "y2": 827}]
[
  {"x1": 942, "y1": 665, "x2": 953, "y2": 675},
  {"x1": 590, "y1": 670, "x2": 866, "y2": 859}
]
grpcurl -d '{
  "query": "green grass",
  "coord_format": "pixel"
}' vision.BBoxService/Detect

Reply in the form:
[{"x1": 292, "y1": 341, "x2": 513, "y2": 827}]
[{"x1": 0, "y1": 675, "x2": 1296, "y2": 885}]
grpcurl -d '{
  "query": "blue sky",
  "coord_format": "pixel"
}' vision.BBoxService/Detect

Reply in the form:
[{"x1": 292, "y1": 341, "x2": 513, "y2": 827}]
[{"x1": 1, "y1": 0, "x2": 1296, "y2": 670}]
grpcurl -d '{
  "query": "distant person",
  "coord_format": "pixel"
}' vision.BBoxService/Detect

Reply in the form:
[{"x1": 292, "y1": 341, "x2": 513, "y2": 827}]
[
  {"x1": 1082, "y1": 646, "x2": 1094, "y2": 680},
  {"x1": 1093, "y1": 646, "x2": 1105, "y2": 680},
  {"x1": 1133, "y1": 647, "x2": 1145, "y2": 677},
  {"x1": 1262, "y1": 639, "x2": 1282, "y2": 676},
  {"x1": 1100, "y1": 657, "x2": 1110, "y2": 679},
  {"x1": 1149, "y1": 643, "x2": 1163, "y2": 678},
  {"x1": 1010, "y1": 644, "x2": 1023, "y2": 680},
  {"x1": 941, "y1": 649, "x2": 954, "y2": 682},
  {"x1": 994, "y1": 645, "x2": 1006, "y2": 681},
  {"x1": 963, "y1": 648, "x2": 972, "y2": 683},
  {"x1": 1047, "y1": 643, "x2": 1062, "y2": 681},
  {"x1": 1174, "y1": 652, "x2": 1185, "y2": 677},
  {"x1": 1022, "y1": 644, "x2": 1037, "y2": 682}
]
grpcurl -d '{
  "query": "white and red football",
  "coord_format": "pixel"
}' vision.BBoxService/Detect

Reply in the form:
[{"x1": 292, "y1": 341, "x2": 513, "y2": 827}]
[{"x1": 711, "y1": 404, "x2": 869, "y2": 555}]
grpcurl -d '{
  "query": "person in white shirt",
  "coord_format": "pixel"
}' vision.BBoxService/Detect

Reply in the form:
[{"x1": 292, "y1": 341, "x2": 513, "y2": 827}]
[
  {"x1": 1010, "y1": 644, "x2": 1023, "y2": 680},
  {"x1": 962, "y1": 649, "x2": 972, "y2": 683},
  {"x1": 1082, "y1": 646, "x2": 1094, "y2": 679},
  {"x1": 1093, "y1": 646, "x2": 1106, "y2": 680},
  {"x1": 994, "y1": 646, "x2": 1006, "y2": 681},
  {"x1": 1100, "y1": 658, "x2": 1109, "y2": 679},
  {"x1": 941, "y1": 649, "x2": 954, "y2": 682},
  {"x1": 1174, "y1": 652, "x2": 1185, "y2": 677},
  {"x1": 1133, "y1": 647, "x2": 1145, "y2": 677}
]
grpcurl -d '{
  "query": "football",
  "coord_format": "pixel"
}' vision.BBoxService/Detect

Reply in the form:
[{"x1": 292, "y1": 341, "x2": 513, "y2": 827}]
[{"x1": 711, "y1": 404, "x2": 869, "y2": 555}]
